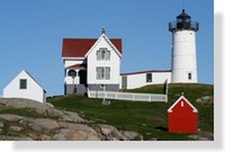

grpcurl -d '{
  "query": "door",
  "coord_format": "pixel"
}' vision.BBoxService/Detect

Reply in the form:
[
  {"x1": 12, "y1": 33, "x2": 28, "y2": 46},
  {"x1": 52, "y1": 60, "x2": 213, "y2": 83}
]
[{"x1": 122, "y1": 76, "x2": 127, "y2": 89}]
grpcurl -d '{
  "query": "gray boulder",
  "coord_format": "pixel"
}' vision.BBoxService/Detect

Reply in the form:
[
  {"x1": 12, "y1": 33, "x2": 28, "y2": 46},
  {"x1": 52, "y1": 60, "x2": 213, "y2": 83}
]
[
  {"x1": 0, "y1": 98, "x2": 84, "y2": 123},
  {"x1": 9, "y1": 126, "x2": 24, "y2": 132},
  {"x1": 0, "y1": 114, "x2": 24, "y2": 122},
  {"x1": 0, "y1": 121, "x2": 4, "y2": 128},
  {"x1": 19, "y1": 118, "x2": 60, "y2": 133},
  {"x1": 53, "y1": 123, "x2": 100, "y2": 140},
  {"x1": 94, "y1": 124, "x2": 128, "y2": 140},
  {"x1": 195, "y1": 96, "x2": 213, "y2": 104},
  {"x1": 122, "y1": 131, "x2": 143, "y2": 140}
]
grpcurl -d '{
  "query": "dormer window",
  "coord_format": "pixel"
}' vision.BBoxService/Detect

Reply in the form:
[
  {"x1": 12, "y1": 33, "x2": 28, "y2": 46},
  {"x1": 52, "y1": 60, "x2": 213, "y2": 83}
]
[{"x1": 97, "y1": 48, "x2": 110, "y2": 60}]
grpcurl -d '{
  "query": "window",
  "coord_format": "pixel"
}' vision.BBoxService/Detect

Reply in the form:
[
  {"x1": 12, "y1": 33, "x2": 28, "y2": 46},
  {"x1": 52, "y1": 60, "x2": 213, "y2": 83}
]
[
  {"x1": 188, "y1": 73, "x2": 192, "y2": 80},
  {"x1": 96, "y1": 67, "x2": 110, "y2": 80},
  {"x1": 68, "y1": 69, "x2": 76, "y2": 78},
  {"x1": 146, "y1": 73, "x2": 152, "y2": 82},
  {"x1": 20, "y1": 79, "x2": 27, "y2": 89},
  {"x1": 96, "y1": 48, "x2": 110, "y2": 60}
]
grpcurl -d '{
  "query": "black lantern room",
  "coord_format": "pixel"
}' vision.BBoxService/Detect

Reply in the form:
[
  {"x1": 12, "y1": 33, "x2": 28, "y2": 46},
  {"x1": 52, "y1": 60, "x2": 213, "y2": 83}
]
[{"x1": 169, "y1": 9, "x2": 199, "y2": 32}]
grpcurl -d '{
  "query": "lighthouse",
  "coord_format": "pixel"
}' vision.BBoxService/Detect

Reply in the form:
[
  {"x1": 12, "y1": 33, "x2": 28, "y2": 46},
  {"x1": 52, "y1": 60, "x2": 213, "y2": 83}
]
[{"x1": 169, "y1": 9, "x2": 199, "y2": 83}]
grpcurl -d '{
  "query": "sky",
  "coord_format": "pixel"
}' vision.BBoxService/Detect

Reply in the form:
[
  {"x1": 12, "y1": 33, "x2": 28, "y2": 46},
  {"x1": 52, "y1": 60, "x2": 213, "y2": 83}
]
[{"x1": 0, "y1": 0, "x2": 213, "y2": 96}]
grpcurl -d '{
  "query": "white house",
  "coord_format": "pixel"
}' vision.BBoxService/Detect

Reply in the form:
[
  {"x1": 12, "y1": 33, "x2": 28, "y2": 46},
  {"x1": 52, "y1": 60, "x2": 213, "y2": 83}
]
[
  {"x1": 120, "y1": 70, "x2": 171, "y2": 90},
  {"x1": 62, "y1": 9, "x2": 199, "y2": 94},
  {"x1": 62, "y1": 28, "x2": 122, "y2": 94},
  {"x1": 3, "y1": 70, "x2": 46, "y2": 103}
]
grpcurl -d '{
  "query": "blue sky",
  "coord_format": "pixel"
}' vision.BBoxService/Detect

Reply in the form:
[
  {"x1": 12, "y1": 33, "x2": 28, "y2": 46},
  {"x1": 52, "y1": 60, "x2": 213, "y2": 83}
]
[{"x1": 0, "y1": 0, "x2": 213, "y2": 96}]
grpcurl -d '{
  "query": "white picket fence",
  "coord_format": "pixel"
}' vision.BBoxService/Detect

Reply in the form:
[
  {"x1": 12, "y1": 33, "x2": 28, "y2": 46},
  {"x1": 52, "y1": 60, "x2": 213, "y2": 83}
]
[{"x1": 87, "y1": 90, "x2": 167, "y2": 102}]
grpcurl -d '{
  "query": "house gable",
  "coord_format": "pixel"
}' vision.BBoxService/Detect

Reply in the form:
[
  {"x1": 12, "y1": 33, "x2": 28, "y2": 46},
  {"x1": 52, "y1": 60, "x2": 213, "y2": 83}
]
[
  {"x1": 167, "y1": 95, "x2": 198, "y2": 113},
  {"x1": 3, "y1": 70, "x2": 46, "y2": 102},
  {"x1": 84, "y1": 33, "x2": 122, "y2": 58}
]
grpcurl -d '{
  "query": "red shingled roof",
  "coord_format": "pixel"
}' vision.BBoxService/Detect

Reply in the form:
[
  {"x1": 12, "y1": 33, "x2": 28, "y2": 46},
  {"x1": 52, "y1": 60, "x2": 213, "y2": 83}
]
[{"x1": 62, "y1": 38, "x2": 122, "y2": 57}]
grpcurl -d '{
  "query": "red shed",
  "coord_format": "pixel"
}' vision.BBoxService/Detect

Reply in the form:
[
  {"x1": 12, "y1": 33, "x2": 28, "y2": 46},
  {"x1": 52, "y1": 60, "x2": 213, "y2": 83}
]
[{"x1": 168, "y1": 95, "x2": 198, "y2": 133}]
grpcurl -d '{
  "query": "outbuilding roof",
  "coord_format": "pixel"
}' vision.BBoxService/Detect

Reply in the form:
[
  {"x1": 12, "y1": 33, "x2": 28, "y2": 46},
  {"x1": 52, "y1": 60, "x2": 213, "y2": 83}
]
[
  {"x1": 62, "y1": 38, "x2": 122, "y2": 58},
  {"x1": 167, "y1": 95, "x2": 198, "y2": 113}
]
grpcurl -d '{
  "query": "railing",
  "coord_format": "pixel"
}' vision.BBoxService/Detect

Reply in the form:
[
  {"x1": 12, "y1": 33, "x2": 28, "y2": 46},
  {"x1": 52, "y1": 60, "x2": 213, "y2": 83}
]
[
  {"x1": 88, "y1": 90, "x2": 167, "y2": 103},
  {"x1": 169, "y1": 21, "x2": 199, "y2": 32}
]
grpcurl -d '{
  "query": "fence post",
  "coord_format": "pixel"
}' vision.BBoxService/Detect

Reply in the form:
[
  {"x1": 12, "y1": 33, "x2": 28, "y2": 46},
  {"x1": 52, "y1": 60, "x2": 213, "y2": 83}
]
[{"x1": 165, "y1": 95, "x2": 168, "y2": 103}]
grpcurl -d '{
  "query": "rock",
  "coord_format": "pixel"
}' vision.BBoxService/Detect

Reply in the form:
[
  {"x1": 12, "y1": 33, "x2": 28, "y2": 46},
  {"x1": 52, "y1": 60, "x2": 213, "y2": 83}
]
[
  {"x1": 195, "y1": 96, "x2": 213, "y2": 104},
  {"x1": 30, "y1": 134, "x2": 52, "y2": 140},
  {"x1": 0, "y1": 98, "x2": 48, "y2": 116},
  {"x1": 195, "y1": 98, "x2": 202, "y2": 103},
  {"x1": 41, "y1": 135, "x2": 52, "y2": 140},
  {"x1": 195, "y1": 131, "x2": 214, "y2": 140},
  {"x1": 174, "y1": 93, "x2": 180, "y2": 97},
  {"x1": 61, "y1": 110, "x2": 84, "y2": 123},
  {"x1": 141, "y1": 123, "x2": 147, "y2": 126},
  {"x1": 122, "y1": 131, "x2": 143, "y2": 140},
  {"x1": 0, "y1": 121, "x2": 4, "y2": 128},
  {"x1": 46, "y1": 108, "x2": 84, "y2": 123},
  {"x1": 53, "y1": 123, "x2": 100, "y2": 140},
  {"x1": 46, "y1": 108, "x2": 65, "y2": 119},
  {"x1": 0, "y1": 135, "x2": 33, "y2": 140},
  {"x1": 150, "y1": 137, "x2": 157, "y2": 141},
  {"x1": 9, "y1": 126, "x2": 23, "y2": 132},
  {"x1": 95, "y1": 124, "x2": 128, "y2": 140},
  {"x1": 45, "y1": 102, "x2": 54, "y2": 108},
  {"x1": 20, "y1": 118, "x2": 60, "y2": 133},
  {"x1": 0, "y1": 114, "x2": 24, "y2": 122}
]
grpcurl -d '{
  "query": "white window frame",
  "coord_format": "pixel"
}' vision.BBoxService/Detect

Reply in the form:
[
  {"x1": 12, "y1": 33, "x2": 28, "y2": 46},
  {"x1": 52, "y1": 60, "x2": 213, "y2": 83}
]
[
  {"x1": 96, "y1": 48, "x2": 110, "y2": 60},
  {"x1": 96, "y1": 67, "x2": 111, "y2": 80}
]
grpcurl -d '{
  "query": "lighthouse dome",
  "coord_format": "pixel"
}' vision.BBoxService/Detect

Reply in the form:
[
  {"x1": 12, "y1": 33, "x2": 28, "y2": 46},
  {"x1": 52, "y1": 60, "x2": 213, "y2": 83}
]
[
  {"x1": 169, "y1": 9, "x2": 199, "y2": 32},
  {"x1": 176, "y1": 9, "x2": 191, "y2": 20}
]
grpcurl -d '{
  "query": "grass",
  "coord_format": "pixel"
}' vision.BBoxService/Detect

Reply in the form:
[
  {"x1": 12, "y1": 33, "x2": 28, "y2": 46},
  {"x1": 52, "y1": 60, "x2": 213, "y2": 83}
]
[{"x1": 47, "y1": 83, "x2": 213, "y2": 140}]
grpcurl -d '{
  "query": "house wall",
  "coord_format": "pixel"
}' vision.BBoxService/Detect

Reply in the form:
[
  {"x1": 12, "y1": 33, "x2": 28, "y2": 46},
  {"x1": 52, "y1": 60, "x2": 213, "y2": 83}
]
[
  {"x1": 87, "y1": 36, "x2": 121, "y2": 91},
  {"x1": 3, "y1": 71, "x2": 45, "y2": 103},
  {"x1": 120, "y1": 72, "x2": 171, "y2": 89},
  {"x1": 64, "y1": 59, "x2": 86, "y2": 85}
]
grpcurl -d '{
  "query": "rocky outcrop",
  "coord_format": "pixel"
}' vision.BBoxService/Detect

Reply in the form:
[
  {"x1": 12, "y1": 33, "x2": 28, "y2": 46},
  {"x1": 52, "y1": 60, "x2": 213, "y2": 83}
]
[
  {"x1": 0, "y1": 98, "x2": 84, "y2": 123},
  {"x1": 0, "y1": 98, "x2": 142, "y2": 141},
  {"x1": 195, "y1": 96, "x2": 213, "y2": 104}
]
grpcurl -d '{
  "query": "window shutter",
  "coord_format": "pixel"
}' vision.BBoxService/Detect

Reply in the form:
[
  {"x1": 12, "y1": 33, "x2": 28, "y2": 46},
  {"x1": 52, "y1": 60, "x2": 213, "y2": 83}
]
[
  {"x1": 106, "y1": 67, "x2": 110, "y2": 79},
  {"x1": 96, "y1": 51, "x2": 100, "y2": 60},
  {"x1": 96, "y1": 67, "x2": 100, "y2": 79}
]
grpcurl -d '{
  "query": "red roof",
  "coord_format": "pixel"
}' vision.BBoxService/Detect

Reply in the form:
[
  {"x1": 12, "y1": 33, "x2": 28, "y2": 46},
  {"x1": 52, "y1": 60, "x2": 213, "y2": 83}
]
[{"x1": 62, "y1": 38, "x2": 122, "y2": 57}]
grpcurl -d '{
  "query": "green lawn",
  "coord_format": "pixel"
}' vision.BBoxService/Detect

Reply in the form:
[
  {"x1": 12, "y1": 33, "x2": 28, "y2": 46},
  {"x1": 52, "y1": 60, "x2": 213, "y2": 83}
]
[{"x1": 47, "y1": 83, "x2": 213, "y2": 140}]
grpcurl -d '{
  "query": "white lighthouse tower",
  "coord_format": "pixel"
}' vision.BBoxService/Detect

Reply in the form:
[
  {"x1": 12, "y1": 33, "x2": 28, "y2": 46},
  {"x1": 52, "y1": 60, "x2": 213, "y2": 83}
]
[{"x1": 169, "y1": 9, "x2": 199, "y2": 83}]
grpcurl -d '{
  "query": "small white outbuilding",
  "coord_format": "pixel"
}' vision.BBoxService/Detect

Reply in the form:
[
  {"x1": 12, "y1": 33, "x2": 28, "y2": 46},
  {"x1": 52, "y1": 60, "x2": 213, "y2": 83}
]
[{"x1": 3, "y1": 70, "x2": 46, "y2": 103}]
